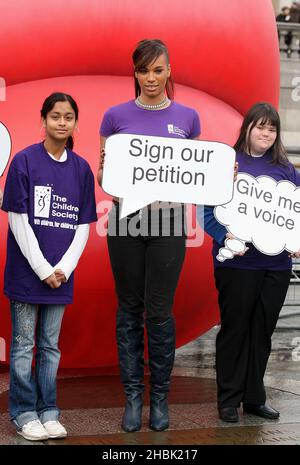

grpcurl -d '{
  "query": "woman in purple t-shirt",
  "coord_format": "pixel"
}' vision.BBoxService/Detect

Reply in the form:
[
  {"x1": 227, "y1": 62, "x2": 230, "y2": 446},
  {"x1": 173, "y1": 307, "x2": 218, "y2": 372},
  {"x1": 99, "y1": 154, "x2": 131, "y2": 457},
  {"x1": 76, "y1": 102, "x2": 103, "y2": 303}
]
[
  {"x1": 97, "y1": 39, "x2": 200, "y2": 432},
  {"x1": 203, "y1": 102, "x2": 300, "y2": 423},
  {"x1": 2, "y1": 93, "x2": 97, "y2": 441}
]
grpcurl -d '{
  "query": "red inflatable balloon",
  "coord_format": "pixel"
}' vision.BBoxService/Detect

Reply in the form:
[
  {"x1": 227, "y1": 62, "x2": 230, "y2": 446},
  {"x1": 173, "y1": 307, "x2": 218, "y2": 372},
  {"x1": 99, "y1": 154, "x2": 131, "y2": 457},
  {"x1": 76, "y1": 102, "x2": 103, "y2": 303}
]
[{"x1": 0, "y1": 0, "x2": 279, "y2": 367}]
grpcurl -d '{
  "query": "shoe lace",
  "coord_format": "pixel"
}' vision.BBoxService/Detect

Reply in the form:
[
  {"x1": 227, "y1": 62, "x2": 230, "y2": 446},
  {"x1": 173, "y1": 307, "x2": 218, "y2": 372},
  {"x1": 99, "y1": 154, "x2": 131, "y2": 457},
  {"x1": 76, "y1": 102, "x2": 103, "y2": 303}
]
[
  {"x1": 26, "y1": 420, "x2": 43, "y2": 430},
  {"x1": 44, "y1": 421, "x2": 65, "y2": 430}
]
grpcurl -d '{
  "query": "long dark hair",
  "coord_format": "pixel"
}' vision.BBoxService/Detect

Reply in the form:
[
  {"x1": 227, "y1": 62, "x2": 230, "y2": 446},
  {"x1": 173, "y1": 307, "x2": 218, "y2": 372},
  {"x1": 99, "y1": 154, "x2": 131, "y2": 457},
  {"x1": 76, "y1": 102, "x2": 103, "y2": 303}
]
[
  {"x1": 234, "y1": 102, "x2": 288, "y2": 164},
  {"x1": 132, "y1": 39, "x2": 174, "y2": 99},
  {"x1": 234, "y1": 102, "x2": 287, "y2": 164},
  {"x1": 41, "y1": 92, "x2": 78, "y2": 150}
]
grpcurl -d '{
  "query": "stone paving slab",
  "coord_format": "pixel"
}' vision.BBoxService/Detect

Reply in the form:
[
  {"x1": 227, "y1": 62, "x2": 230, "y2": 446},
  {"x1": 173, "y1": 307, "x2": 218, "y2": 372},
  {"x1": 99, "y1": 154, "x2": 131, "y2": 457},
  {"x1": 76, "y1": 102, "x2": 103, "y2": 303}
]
[
  {"x1": 13, "y1": 422, "x2": 300, "y2": 446},
  {"x1": 1, "y1": 394, "x2": 299, "y2": 445}
]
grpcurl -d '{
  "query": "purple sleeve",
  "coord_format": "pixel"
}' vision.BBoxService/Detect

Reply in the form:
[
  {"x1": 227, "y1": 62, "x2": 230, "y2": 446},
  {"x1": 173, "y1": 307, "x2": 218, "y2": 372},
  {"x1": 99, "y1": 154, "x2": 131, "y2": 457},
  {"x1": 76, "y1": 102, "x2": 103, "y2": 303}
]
[
  {"x1": 291, "y1": 165, "x2": 300, "y2": 186},
  {"x1": 201, "y1": 206, "x2": 227, "y2": 244},
  {"x1": 190, "y1": 109, "x2": 201, "y2": 139},
  {"x1": 78, "y1": 166, "x2": 97, "y2": 224},
  {"x1": 99, "y1": 108, "x2": 115, "y2": 137},
  {"x1": 1, "y1": 164, "x2": 29, "y2": 213}
]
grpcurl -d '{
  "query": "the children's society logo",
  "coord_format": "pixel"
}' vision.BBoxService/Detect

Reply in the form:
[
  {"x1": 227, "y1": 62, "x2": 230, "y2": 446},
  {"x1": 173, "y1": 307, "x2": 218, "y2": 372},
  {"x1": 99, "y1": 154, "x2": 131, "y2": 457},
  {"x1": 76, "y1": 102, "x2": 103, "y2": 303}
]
[
  {"x1": 34, "y1": 188, "x2": 79, "y2": 227},
  {"x1": 34, "y1": 186, "x2": 52, "y2": 218},
  {"x1": 167, "y1": 124, "x2": 187, "y2": 138}
]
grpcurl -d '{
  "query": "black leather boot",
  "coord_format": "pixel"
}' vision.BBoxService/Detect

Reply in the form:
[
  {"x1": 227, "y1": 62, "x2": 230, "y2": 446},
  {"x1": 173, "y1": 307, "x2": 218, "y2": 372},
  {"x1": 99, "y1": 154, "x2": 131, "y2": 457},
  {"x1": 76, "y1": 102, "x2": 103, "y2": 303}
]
[
  {"x1": 146, "y1": 316, "x2": 175, "y2": 431},
  {"x1": 116, "y1": 309, "x2": 145, "y2": 432}
]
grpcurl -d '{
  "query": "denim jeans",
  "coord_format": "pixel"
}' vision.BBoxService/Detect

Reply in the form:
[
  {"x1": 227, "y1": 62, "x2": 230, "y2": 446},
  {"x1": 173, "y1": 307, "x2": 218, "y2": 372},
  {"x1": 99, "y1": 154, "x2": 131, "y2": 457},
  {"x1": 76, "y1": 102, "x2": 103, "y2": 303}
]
[{"x1": 9, "y1": 301, "x2": 65, "y2": 429}]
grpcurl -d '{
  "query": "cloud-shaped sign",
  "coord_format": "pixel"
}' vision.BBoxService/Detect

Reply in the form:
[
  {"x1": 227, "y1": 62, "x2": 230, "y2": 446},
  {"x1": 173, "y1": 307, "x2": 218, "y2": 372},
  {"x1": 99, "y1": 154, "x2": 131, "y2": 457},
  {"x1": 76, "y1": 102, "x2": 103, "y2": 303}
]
[
  {"x1": 102, "y1": 134, "x2": 236, "y2": 218},
  {"x1": 215, "y1": 173, "x2": 300, "y2": 257},
  {"x1": 0, "y1": 121, "x2": 11, "y2": 176}
]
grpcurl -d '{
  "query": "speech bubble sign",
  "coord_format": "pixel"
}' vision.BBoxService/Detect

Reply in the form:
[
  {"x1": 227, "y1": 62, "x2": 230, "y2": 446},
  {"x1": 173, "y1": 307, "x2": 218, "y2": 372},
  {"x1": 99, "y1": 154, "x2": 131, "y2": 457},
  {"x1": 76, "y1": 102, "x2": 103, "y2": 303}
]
[
  {"x1": 215, "y1": 172, "x2": 300, "y2": 257},
  {"x1": 216, "y1": 237, "x2": 247, "y2": 262},
  {"x1": 102, "y1": 134, "x2": 236, "y2": 218},
  {"x1": 0, "y1": 121, "x2": 11, "y2": 176}
]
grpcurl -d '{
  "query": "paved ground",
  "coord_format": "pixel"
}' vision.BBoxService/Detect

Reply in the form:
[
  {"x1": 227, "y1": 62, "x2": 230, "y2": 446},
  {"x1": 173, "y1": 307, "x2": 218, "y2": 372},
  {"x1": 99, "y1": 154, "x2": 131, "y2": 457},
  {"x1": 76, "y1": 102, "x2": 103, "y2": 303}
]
[
  {"x1": 0, "y1": 284, "x2": 299, "y2": 446},
  {"x1": 0, "y1": 362, "x2": 300, "y2": 446}
]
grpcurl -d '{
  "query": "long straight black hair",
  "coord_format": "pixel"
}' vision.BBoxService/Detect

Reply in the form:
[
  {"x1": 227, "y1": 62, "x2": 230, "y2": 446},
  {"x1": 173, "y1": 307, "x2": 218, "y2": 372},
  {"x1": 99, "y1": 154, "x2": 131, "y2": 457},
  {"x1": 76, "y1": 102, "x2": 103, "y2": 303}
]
[
  {"x1": 234, "y1": 102, "x2": 288, "y2": 164},
  {"x1": 132, "y1": 39, "x2": 174, "y2": 100},
  {"x1": 41, "y1": 92, "x2": 78, "y2": 150}
]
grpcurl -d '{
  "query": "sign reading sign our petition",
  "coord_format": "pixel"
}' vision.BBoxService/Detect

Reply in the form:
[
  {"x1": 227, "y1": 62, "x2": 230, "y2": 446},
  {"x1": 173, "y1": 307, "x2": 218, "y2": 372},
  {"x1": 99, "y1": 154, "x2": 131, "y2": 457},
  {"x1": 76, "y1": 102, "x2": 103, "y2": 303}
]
[
  {"x1": 215, "y1": 173, "x2": 300, "y2": 257},
  {"x1": 102, "y1": 134, "x2": 236, "y2": 218}
]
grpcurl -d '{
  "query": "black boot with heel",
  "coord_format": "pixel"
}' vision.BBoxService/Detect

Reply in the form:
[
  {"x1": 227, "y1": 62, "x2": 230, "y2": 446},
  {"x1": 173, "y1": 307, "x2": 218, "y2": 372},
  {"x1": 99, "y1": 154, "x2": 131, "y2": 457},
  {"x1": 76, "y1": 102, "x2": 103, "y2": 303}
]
[
  {"x1": 116, "y1": 309, "x2": 145, "y2": 432},
  {"x1": 146, "y1": 316, "x2": 175, "y2": 431}
]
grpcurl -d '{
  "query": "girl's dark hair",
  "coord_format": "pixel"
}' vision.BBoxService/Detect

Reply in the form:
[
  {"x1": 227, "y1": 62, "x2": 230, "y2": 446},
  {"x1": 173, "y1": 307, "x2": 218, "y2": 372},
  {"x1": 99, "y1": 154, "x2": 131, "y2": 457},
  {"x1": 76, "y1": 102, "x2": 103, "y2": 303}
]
[
  {"x1": 234, "y1": 102, "x2": 287, "y2": 164},
  {"x1": 41, "y1": 92, "x2": 78, "y2": 150},
  {"x1": 132, "y1": 39, "x2": 174, "y2": 99}
]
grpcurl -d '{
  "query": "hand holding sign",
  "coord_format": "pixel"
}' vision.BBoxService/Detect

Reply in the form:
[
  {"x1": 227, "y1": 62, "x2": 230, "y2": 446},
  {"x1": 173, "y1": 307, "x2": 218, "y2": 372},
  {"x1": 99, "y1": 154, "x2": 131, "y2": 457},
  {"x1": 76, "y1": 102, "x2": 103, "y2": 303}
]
[
  {"x1": 215, "y1": 173, "x2": 300, "y2": 258},
  {"x1": 0, "y1": 121, "x2": 11, "y2": 176},
  {"x1": 102, "y1": 134, "x2": 236, "y2": 218}
]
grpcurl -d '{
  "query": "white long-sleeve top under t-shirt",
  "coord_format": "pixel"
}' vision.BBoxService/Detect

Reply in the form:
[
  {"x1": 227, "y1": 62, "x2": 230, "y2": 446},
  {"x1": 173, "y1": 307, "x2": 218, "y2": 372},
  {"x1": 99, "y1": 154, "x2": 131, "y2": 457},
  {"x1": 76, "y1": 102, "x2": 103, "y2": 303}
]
[{"x1": 8, "y1": 149, "x2": 90, "y2": 281}]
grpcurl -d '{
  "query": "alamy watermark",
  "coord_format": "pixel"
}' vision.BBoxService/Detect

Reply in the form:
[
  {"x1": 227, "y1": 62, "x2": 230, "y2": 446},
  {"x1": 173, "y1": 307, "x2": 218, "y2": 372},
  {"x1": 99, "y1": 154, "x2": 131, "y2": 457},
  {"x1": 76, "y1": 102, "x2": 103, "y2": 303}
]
[
  {"x1": 291, "y1": 76, "x2": 300, "y2": 102},
  {"x1": 96, "y1": 200, "x2": 204, "y2": 247},
  {"x1": 292, "y1": 337, "x2": 300, "y2": 361},
  {"x1": 0, "y1": 77, "x2": 6, "y2": 101},
  {"x1": 0, "y1": 337, "x2": 6, "y2": 362}
]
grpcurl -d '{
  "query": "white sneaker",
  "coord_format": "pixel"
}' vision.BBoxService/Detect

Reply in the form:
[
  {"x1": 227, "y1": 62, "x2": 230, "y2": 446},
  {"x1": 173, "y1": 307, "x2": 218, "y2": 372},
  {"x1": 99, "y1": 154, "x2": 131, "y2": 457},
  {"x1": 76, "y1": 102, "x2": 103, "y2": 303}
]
[
  {"x1": 17, "y1": 419, "x2": 49, "y2": 441},
  {"x1": 43, "y1": 420, "x2": 67, "y2": 438}
]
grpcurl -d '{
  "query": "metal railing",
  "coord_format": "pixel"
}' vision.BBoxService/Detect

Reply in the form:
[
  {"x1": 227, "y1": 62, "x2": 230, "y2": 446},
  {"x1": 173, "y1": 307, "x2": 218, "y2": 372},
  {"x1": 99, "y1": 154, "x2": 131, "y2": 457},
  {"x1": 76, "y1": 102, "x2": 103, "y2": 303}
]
[
  {"x1": 287, "y1": 147, "x2": 300, "y2": 155},
  {"x1": 282, "y1": 148, "x2": 300, "y2": 311},
  {"x1": 287, "y1": 147, "x2": 300, "y2": 169},
  {"x1": 277, "y1": 22, "x2": 300, "y2": 58}
]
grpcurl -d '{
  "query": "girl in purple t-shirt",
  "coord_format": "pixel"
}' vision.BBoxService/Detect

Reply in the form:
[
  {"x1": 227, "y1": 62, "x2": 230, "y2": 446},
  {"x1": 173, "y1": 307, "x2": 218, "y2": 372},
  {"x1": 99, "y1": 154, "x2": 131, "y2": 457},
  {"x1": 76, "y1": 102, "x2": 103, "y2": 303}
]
[
  {"x1": 2, "y1": 93, "x2": 97, "y2": 441},
  {"x1": 98, "y1": 39, "x2": 200, "y2": 433},
  {"x1": 203, "y1": 102, "x2": 300, "y2": 423}
]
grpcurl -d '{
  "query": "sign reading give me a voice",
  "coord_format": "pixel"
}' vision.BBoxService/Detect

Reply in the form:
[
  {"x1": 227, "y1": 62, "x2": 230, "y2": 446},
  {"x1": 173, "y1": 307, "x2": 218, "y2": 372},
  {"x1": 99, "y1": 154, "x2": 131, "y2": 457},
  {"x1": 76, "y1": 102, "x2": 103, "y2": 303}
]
[
  {"x1": 215, "y1": 173, "x2": 300, "y2": 257},
  {"x1": 102, "y1": 134, "x2": 236, "y2": 218}
]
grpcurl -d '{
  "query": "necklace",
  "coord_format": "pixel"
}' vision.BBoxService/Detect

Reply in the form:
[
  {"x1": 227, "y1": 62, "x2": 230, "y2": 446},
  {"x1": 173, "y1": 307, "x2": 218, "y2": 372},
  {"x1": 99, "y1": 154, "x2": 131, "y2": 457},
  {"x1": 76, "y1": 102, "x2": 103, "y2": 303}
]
[{"x1": 135, "y1": 96, "x2": 170, "y2": 110}]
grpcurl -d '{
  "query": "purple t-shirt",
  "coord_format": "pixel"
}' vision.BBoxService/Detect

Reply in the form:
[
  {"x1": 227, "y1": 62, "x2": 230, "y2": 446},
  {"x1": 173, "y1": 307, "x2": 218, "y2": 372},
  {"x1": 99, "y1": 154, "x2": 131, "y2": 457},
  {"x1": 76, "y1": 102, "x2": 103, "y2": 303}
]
[
  {"x1": 212, "y1": 151, "x2": 300, "y2": 270},
  {"x1": 2, "y1": 142, "x2": 97, "y2": 304},
  {"x1": 100, "y1": 100, "x2": 200, "y2": 139}
]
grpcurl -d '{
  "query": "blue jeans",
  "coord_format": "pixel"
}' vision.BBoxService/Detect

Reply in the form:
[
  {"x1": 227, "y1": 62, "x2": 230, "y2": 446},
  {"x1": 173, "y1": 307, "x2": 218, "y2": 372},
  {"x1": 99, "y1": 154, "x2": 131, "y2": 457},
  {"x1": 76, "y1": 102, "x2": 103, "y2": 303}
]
[{"x1": 9, "y1": 301, "x2": 65, "y2": 429}]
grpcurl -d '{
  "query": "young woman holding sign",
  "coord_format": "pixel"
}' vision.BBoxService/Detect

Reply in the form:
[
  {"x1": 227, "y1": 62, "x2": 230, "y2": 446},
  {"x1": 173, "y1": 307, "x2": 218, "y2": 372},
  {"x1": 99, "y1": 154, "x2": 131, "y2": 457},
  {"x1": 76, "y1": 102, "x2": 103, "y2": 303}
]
[
  {"x1": 97, "y1": 39, "x2": 200, "y2": 432},
  {"x1": 2, "y1": 92, "x2": 97, "y2": 440},
  {"x1": 203, "y1": 102, "x2": 300, "y2": 423}
]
